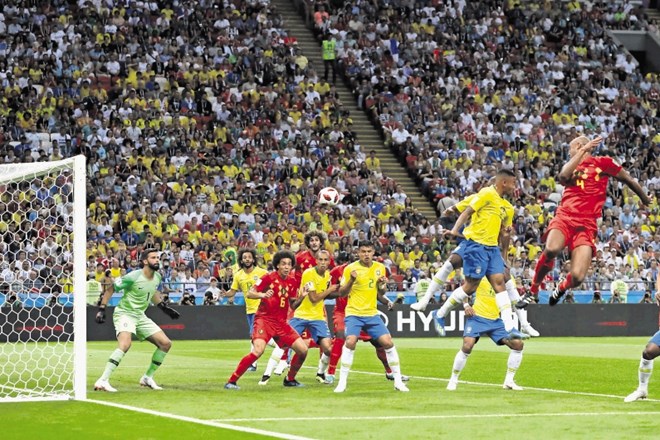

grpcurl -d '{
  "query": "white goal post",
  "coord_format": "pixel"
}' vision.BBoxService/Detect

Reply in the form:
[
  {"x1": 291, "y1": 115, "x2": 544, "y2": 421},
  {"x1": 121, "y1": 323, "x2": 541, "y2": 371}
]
[{"x1": 0, "y1": 155, "x2": 86, "y2": 402}]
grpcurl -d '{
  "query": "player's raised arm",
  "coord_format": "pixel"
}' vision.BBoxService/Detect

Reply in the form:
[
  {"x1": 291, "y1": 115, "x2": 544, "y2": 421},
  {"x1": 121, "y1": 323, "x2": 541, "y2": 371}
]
[
  {"x1": 615, "y1": 168, "x2": 652, "y2": 206},
  {"x1": 309, "y1": 283, "x2": 339, "y2": 303},
  {"x1": 558, "y1": 136, "x2": 602, "y2": 184},
  {"x1": 338, "y1": 269, "x2": 357, "y2": 297}
]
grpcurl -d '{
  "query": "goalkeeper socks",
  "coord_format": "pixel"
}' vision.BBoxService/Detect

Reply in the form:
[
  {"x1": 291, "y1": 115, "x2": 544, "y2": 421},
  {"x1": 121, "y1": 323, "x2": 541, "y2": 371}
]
[
  {"x1": 263, "y1": 347, "x2": 284, "y2": 376},
  {"x1": 318, "y1": 353, "x2": 329, "y2": 374},
  {"x1": 229, "y1": 352, "x2": 259, "y2": 383},
  {"x1": 384, "y1": 347, "x2": 402, "y2": 382},
  {"x1": 505, "y1": 350, "x2": 523, "y2": 383},
  {"x1": 375, "y1": 346, "x2": 392, "y2": 374},
  {"x1": 286, "y1": 351, "x2": 307, "y2": 381},
  {"x1": 437, "y1": 287, "x2": 468, "y2": 318},
  {"x1": 450, "y1": 350, "x2": 469, "y2": 381},
  {"x1": 638, "y1": 356, "x2": 654, "y2": 392},
  {"x1": 328, "y1": 338, "x2": 344, "y2": 375},
  {"x1": 101, "y1": 349, "x2": 125, "y2": 381},
  {"x1": 338, "y1": 346, "x2": 354, "y2": 384},
  {"x1": 495, "y1": 291, "x2": 515, "y2": 332},
  {"x1": 145, "y1": 349, "x2": 167, "y2": 378}
]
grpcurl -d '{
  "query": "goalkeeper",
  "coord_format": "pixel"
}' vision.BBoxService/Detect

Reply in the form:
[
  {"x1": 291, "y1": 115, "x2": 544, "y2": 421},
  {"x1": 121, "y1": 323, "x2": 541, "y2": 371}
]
[{"x1": 94, "y1": 248, "x2": 180, "y2": 392}]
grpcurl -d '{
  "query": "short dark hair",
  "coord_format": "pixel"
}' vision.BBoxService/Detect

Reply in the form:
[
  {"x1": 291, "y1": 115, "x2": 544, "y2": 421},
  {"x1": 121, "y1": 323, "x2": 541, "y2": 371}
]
[
  {"x1": 237, "y1": 248, "x2": 257, "y2": 269},
  {"x1": 273, "y1": 250, "x2": 296, "y2": 270},
  {"x1": 497, "y1": 169, "x2": 515, "y2": 177},
  {"x1": 357, "y1": 240, "x2": 374, "y2": 249},
  {"x1": 140, "y1": 248, "x2": 159, "y2": 261}
]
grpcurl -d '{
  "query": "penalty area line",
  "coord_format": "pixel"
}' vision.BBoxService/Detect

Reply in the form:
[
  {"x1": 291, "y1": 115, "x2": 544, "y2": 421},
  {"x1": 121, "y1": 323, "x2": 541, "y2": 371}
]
[
  {"x1": 86, "y1": 399, "x2": 316, "y2": 440},
  {"x1": 213, "y1": 410, "x2": 660, "y2": 423}
]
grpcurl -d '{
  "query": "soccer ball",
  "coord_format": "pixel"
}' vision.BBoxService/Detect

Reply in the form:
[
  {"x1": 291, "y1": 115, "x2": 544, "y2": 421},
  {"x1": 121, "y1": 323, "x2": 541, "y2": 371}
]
[{"x1": 318, "y1": 187, "x2": 340, "y2": 206}]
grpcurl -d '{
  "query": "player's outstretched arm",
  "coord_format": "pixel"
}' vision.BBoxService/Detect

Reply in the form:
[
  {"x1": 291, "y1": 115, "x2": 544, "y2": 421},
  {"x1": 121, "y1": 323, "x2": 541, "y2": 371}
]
[
  {"x1": 154, "y1": 292, "x2": 180, "y2": 319},
  {"x1": 96, "y1": 273, "x2": 115, "y2": 324},
  {"x1": 615, "y1": 169, "x2": 651, "y2": 206},
  {"x1": 446, "y1": 206, "x2": 474, "y2": 237},
  {"x1": 558, "y1": 136, "x2": 602, "y2": 184}
]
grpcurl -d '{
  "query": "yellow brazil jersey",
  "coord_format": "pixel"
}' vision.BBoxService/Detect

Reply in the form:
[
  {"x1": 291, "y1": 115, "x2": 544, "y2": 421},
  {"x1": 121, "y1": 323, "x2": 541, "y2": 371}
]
[
  {"x1": 463, "y1": 186, "x2": 514, "y2": 246},
  {"x1": 472, "y1": 278, "x2": 499, "y2": 320},
  {"x1": 231, "y1": 267, "x2": 268, "y2": 314},
  {"x1": 295, "y1": 267, "x2": 330, "y2": 321},
  {"x1": 454, "y1": 193, "x2": 476, "y2": 213},
  {"x1": 342, "y1": 261, "x2": 386, "y2": 317}
]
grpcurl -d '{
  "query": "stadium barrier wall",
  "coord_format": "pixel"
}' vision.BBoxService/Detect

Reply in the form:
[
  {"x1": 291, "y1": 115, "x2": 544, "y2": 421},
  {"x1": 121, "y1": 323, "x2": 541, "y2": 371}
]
[{"x1": 0, "y1": 305, "x2": 656, "y2": 343}]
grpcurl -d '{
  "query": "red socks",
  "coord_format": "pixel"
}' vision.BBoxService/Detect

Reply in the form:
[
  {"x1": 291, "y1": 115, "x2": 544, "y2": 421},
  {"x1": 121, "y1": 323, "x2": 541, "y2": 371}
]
[
  {"x1": 228, "y1": 352, "x2": 259, "y2": 383},
  {"x1": 327, "y1": 338, "x2": 344, "y2": 375}
]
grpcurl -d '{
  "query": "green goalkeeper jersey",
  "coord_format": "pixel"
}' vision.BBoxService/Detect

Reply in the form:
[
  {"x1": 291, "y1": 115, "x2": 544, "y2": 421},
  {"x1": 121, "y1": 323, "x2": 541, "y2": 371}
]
[{"x1": 114, "y1": 269, "x2": 162, "y2": 315}]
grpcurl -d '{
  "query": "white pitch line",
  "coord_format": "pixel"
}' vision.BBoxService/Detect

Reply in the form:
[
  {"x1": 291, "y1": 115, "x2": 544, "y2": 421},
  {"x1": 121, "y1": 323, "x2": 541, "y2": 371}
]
[
  {"x1": 213, "y1": 411, "x2": 660, "y2": 423},
  {"x1": 330, "y1": 368, "x2": 660, "y2": 403},
  {"x1": 86, "y1": 399, "x2": 316, "y2": 440}
]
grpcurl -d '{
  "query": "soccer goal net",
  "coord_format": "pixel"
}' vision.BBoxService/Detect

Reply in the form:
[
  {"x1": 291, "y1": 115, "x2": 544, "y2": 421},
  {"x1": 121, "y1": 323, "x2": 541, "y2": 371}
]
[{"x1": 0, "y1": 156, "x2": 87, "y2": 402}]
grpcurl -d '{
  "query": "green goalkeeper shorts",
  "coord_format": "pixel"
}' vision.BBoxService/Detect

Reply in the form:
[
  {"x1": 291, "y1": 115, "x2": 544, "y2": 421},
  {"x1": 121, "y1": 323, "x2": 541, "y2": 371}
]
[{"x1": 113, "y1": 310, "x2": 162, "y2": 341}]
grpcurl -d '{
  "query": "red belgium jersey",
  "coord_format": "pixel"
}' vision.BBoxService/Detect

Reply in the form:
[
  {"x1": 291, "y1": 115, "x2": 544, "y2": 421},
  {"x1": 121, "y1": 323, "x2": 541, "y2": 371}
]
[
  {"x1": 329, "y1": 263, "x2": 349, "y2": 314},
  {"x1": 296, "y1": 250, "x2": 336, "y2": 272},
  {"x1": 556, "y1": 156, "x2": 622, "y2": 219},
  {"x1": 254, "y1": 271, "x2": 299, "y2": 323}
]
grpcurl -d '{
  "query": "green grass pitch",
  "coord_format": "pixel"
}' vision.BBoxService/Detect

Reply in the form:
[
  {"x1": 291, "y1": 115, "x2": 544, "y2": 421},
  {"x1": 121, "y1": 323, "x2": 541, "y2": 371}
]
[{"x1": 2, "y1": 338, "x2": 660, "y2": 439}]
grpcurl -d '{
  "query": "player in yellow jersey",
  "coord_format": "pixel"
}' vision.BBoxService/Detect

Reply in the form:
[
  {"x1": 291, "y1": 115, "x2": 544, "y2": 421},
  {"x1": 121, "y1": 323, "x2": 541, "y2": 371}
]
[
  {"x1": 445, "y1": 277, "x2": 525, "y2": 391},
  {"x1": 413, "y1": 186, "x2": 540, "y2": 337},
  {"x1": 335, "y1": 241, "x2": 408, "y2": 393},
  {"x1": 287, "y1": 250, "x2": 339, "y2": 384},
  {"x1": 442, "y1": 169, "x2": 521, "y2": 336},
  {"x1": 223, "y1": 249, "x2": 268, "y2": 371}
]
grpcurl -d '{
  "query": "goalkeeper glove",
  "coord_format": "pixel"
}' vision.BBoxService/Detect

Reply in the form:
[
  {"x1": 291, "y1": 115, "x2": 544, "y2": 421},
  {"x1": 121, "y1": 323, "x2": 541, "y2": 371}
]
[
  {"x1": 158, "y1": 302, "x2": 180, "y2": 319},
  {"x1": 95, "y1": 305, "x2": 106, "y2": 324}
]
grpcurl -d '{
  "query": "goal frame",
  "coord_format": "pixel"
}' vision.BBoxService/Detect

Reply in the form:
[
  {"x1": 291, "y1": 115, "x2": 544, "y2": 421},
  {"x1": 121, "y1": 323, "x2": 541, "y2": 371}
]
[{"x1": 0, "y1": 155, "x2": 87, "y2": 402}]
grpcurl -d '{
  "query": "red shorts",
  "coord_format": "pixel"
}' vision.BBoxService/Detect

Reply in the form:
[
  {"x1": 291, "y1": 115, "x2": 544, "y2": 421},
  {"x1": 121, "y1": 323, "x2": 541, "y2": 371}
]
[
  {"x1": 332, "y1": 312, "x2": 371, "y2": 341},
  {"x1": 252, "y1": 317, "x2": 301, "y2": 349},
  {"x1": 545, "y1": 215, "x2": 597, "y2": 254},
  {"x1": 300, "y1": 329, "x2": 319, "y2": 348}
]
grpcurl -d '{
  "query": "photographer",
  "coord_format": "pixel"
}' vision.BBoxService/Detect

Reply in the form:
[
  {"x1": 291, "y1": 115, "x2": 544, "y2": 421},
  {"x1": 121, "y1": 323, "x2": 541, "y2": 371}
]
[
  {"x1": 609, "y1": 291, "x2": 624, "y2": 304},
  {"x1": 640, "y1": 290, "x2": 654, "y2": 304},
  {"x1": 179, "y1": 292, "x2": 196, "y2": 306},
  {"x1": 591, "y1": 290, "x2": 603, "y2": 304}
]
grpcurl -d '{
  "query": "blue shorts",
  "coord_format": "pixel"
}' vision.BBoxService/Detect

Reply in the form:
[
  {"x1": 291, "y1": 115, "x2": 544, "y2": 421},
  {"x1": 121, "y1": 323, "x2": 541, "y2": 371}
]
[
  {"x1": 461, "y1": 239, "x2": 504, "y2": 279},
  {"x1": 452, "y1": 243, "x2": 466, "y2": 260},
  {"x1": 344, "y1": 315, "x2": 389, "y2": 340},
  {"x1": 289, "y1": 318, "x2": 331, "y2": 343},
  {"x1": 246, "y1": 313, "x2": 255, "y2": 337},
  {"x1": 464, "y1": 315, "x2": 509, "y2": 345},
  {"x1": 649, "y1": 330, "x2": 660, "y2": 347}
]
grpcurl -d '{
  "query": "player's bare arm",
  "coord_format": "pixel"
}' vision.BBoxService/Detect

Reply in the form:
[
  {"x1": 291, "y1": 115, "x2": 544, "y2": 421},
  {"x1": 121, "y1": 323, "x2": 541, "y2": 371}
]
[
  {"x1": 655, "y1": 276, "x2": 660, "y2": 306},
  {"x1": 558, "y1": 136, "x2": 602, "y2": 184},
  {"x1": 615, "y1": 169, "x2": 652, "y2": 206},
  {"x1": 462, "y1": 298, "x2": 475, "y2": 317},
  {"x1": 338, "y1": 270, "x2": 357, "y2": 297},
  {"x1": 498, "y1": 226, "x2": 513, "y2": 257},
  {"x1": 247, "y1": 286, "x2": 272, "y2": 299},
  {"x1": 377, "y1": 291, "x2": 394, "y2": 311},
  {"x1": 309, "y1": 283, "x2": 339, "y2": 303},
  {"x1": 290, "y1": 285, "x2": 309, "y2": 310},
  {"x1": 222, "y1": 288, "x2": 238, "y2": 299},
  {"x1": 446, "y1": 206, "x2": 474, "y2": 237},
  {"x1": 96, "y1": 273, "x2": 116, "y2": 323},
  {"x1": 441, "y1": 205, "x2": 458, "y2": 218}
]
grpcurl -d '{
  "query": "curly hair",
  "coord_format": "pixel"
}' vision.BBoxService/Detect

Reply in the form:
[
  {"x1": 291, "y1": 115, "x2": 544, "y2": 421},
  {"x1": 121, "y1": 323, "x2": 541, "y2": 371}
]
[
  {"x1": 272, "y1": 250, "x2": 296, "y2": 270},
  {"x1": 237, "y1": 248, "x2": 257, "y2": 269},
  {"x1": 304, "y1": 230, "x2": 327, "y2": 248}
]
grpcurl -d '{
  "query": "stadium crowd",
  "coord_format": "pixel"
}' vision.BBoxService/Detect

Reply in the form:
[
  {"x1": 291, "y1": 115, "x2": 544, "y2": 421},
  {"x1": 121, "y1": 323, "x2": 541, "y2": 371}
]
[{"x1": 0, "y1": 0, "x2": 658, "y2": 306}]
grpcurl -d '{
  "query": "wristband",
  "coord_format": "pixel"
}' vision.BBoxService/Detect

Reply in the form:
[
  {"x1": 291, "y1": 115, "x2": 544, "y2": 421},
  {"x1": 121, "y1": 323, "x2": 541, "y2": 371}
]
[{"x1": 462, "y1": 303, "x2": 469, "y2": 309}]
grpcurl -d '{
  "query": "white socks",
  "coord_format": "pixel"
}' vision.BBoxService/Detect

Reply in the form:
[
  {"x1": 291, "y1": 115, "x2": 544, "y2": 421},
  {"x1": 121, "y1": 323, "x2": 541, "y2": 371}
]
[
  {"x1": 505, "y1": 349, "x2": 523, "y2": 383},
  {"x1": 337, "y1": 346, "x2": 354, "y2": 385},
  {"x1": 263, "y1": 346, "x2": 284, "y2": 376},
  {"x1": 417, "y1": 260, "x2": 454, "y2": 305},
  {"x1": 638, "y1": 356, "x2": 654, "y2": 392},
  {"x1": 450, "y1": 350, "x2": 469, "y2": 382},
  {"x1": 385, "y1": 347, "x2": 402, "y2": 383},
  {"x1": 495, "y1": 291, "x2": 515, "y2": 331},
  {"x1": 437, "y1": 287, "x2": 469, "y2": 318},
  {"x1": 505, "y1": 279, "x2": 519, "y2": 302},
  {"x1": 250, "y1": 342, "x2": 257, "y2": 367},
  {"x1": 318, "y1": 353, "x2": 329, "y2": 375}
]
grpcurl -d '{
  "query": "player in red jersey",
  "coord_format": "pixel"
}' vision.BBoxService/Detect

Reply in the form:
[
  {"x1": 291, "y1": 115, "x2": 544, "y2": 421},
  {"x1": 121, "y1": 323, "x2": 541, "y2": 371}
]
[
  {"x1": 518, "y1": 136, "x2": 650, "y2": 307},
  {"x1": 261, "y1": 230, "x2": 337, "y2": 380},
  {"x1": 324, "y1": 255, "x2": 409, "y2": 384},
  {"x1": 225, "y1": 251, "x2": 308, "y2": 389}
]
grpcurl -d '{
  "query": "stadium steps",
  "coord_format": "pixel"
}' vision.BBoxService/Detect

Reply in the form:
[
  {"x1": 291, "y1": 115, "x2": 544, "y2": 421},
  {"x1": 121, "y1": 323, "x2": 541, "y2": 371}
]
[{"x1": 276, "y1": 0, "x2": 439, "y2": 219}]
